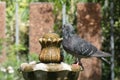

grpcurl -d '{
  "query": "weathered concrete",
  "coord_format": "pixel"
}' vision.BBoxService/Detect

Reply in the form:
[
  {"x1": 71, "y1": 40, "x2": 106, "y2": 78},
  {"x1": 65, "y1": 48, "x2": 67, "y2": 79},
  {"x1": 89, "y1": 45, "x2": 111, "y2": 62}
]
[
  {"x1": 0, "y1": 2, "x2": 6, "y2": 63},
  {"x1": 77, "y1": 3, "x2": 102, "y2": 80},
  {"x1": 29, "y1": 3, "x2": 54, "y2": 54}
]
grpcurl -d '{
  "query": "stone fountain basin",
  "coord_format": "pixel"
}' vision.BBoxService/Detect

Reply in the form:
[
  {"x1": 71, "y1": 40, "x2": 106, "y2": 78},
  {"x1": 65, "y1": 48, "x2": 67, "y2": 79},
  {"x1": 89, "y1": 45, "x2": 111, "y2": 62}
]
[{"x1": 20, "y1": 62, "x2": 82, "y2": 80}]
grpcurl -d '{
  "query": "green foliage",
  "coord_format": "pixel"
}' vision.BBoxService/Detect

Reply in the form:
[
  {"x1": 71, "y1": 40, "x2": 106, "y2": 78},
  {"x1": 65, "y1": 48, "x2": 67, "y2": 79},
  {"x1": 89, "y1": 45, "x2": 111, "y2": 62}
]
[
  {"x1": 0, "y1": 38, "x2": 4, "y2": 54},
  {"x1": 0, "y1": 44, "x2": 25, "y2": 80},
  {"x1": 101, "y1": 0, "x2": 120, "y2": 80},
  {"x1": 63, "y1": 50, "x2": 75, "y2": 64},
  {"x1": 0, "y1": 44, "x2": 38, "y2": 80},
  {"x1": 0, "y1": 67, "x2": 24, "y2": 80},
  {"x1": 28, "y1": 53, "x2": 39, "y2": 62}
]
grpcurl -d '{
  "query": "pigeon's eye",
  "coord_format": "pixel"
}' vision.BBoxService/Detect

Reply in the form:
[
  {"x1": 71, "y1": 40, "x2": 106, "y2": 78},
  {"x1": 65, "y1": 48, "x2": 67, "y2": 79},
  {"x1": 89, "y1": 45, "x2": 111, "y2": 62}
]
[{"x1": 62, "y1": 25, "x2": 65, "y2": 29}]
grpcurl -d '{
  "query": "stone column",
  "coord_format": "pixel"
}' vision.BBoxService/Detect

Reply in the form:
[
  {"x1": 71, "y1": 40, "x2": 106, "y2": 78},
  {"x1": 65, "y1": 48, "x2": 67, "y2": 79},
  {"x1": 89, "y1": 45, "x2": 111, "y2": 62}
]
[
  {"x1": 0, "y1": 2, "x2": 6, "y2": 63},
  {"x1": 29, "y1": 3, "x2": 54, "y2": 54},
  {"x1": 77, "y1": 3, "x2": 102, "y2": 80}
]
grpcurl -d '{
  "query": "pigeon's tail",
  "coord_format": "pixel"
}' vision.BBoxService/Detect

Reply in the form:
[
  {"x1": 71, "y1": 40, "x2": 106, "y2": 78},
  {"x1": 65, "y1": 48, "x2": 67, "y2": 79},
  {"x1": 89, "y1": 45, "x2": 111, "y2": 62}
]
[
  {"x1": 92, "y1": 51, "x2": 111, "y2": 57},
  {"x1": 100, "y1": 57, "x2": 111, "y2": 65}
]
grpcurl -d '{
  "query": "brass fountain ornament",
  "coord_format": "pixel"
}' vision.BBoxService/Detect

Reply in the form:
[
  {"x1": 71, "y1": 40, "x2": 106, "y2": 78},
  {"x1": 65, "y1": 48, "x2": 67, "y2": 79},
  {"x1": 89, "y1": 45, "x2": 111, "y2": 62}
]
[{"x1": 39, "y1": 33, "x2": 63, "y2": 63}]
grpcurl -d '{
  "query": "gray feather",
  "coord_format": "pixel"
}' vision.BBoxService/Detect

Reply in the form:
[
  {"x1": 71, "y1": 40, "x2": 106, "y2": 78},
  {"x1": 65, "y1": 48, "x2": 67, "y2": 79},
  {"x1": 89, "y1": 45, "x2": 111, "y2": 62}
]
[{"x1": 62, "y1": 23, "x2": 111, "y2": 58}]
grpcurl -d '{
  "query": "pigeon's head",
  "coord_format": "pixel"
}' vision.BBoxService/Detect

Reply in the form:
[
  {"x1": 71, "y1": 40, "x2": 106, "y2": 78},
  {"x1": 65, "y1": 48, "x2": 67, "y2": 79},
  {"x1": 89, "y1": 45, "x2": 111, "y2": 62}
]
[{"x1": 62, "y1": 24, "x2": 75, "y2": 33}]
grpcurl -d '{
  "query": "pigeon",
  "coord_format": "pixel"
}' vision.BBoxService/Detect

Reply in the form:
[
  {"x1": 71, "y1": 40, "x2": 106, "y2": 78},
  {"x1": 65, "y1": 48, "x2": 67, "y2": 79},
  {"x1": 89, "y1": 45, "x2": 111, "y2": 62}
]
[{"x1": 62, "y1": 23, "x2": 111, "y2": 67}]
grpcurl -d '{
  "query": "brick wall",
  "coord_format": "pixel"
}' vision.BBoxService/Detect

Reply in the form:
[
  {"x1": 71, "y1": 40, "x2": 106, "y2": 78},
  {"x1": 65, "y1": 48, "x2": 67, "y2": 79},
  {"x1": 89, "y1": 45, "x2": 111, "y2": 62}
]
[
  {"x1": 0, "y1": 2, "x2": 6, "y2": 63},
  {"x1": 77, "y1": 3, "x2": 102, "y2": 80},
  {"x1": 29, "y1": 3, "x2": 54, "y2": 54}
]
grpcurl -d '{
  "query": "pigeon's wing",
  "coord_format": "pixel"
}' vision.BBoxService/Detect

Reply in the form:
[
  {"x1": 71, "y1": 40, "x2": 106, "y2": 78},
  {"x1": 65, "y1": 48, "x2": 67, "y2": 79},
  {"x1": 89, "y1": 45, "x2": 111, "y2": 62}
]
[
  {"x1": 72, "y1": 35, "x2": 97, "y2": 56},
  {"x1": 73, "y1": 36, "x2": 111, "y2": 57}
]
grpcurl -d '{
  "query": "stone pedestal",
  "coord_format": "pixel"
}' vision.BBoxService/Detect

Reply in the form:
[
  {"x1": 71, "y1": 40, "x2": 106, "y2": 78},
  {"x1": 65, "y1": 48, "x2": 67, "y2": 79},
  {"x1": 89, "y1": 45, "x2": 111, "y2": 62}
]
[{"x1": 77, "y1": 3, "x2": 102, "y2": 80}]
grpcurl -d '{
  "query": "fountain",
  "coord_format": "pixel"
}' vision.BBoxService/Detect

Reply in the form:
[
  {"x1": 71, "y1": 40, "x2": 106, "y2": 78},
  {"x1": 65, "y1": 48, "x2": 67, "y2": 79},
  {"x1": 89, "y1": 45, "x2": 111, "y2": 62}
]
[{"x1": 20, "y1": 32, "x2": 82, "y2": 80}]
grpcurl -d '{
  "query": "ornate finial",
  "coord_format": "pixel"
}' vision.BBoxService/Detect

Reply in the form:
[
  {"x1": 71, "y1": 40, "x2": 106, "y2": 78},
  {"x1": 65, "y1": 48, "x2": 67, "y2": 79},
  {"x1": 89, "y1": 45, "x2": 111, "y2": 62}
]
[{"x1": 39, "y1": 32, "x2": 63, "y2": 63}]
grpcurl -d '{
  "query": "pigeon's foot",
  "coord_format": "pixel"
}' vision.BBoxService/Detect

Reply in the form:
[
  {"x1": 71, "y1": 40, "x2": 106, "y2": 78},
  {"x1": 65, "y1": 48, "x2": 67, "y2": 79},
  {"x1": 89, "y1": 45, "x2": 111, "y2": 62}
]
[{"x1": 72, "y1": 61, "x2": 84, "y2": 71}]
